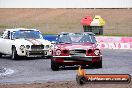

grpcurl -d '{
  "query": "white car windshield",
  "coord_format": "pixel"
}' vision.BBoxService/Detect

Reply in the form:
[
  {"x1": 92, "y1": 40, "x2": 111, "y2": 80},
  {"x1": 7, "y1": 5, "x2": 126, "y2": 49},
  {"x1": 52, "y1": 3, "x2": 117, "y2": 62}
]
[
  {"x1": 12, "y1": 30, "x2": 43, "y2": 39},
  {"x1": 57, "y1": 33, "x2": 96, "y2": 44}
]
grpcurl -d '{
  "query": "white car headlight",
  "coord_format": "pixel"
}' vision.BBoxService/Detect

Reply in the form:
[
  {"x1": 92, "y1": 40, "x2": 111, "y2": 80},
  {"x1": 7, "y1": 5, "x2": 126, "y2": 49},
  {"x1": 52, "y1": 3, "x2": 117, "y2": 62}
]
[
  {"x1": 26, "y1": 45, "x2": 30, "y2": 49},
  {"x1": 45, "y1": 45, "x2": 49, "y2": 49},
  {"x1": 56, "y1": 49, "x2": 61, "y2": 56},
  {"x1": 94, "y1": 49, "x2": 100, "y2": 55},
  {"x1": 20, "y1": 45, "x2": 25, "y2": 50},
  {"x1": 50, "y1": 45, "x2": 53, "y2": 49}
]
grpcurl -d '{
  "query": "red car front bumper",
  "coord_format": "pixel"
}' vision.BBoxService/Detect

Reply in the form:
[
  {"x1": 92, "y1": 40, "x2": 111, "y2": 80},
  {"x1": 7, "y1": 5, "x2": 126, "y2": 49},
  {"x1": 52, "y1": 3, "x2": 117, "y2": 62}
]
[{"x1": 52, "y1": 55, "x2": 102, "y2": 65}]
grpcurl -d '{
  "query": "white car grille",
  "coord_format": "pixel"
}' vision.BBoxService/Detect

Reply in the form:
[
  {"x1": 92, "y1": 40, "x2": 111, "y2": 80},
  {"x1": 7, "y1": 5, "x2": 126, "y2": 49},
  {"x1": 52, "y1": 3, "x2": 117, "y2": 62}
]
[{"x1": 31, "y1": 45, "x2": 44, "y2": 49}]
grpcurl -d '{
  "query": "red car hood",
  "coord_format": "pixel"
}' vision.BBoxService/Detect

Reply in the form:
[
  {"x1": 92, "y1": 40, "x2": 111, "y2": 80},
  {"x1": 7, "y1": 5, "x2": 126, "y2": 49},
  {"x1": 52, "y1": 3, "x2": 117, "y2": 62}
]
[{"x1": 56, "y1": 43, "x2": 97, "y2": 50}]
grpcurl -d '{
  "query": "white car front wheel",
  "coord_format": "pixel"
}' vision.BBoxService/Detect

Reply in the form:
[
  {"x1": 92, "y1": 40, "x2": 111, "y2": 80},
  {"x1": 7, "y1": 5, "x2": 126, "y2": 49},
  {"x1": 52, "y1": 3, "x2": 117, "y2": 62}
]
[
  {"x1": 0, "y1": 53, "x2": 2, "y2": 58},
  {"x1": 11, "y1": 47, "x2": 19, "y2": 60}
]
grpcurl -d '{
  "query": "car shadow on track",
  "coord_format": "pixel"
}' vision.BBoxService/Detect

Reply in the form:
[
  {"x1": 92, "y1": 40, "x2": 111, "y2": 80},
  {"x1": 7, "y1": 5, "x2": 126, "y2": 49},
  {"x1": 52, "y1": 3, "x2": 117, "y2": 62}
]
[
  {"x1": 59, "y1": 66, "x2": 97, "y2": 71},
  {"x1": 0, "y1": 55, "x2": 50, "y2": 60}
]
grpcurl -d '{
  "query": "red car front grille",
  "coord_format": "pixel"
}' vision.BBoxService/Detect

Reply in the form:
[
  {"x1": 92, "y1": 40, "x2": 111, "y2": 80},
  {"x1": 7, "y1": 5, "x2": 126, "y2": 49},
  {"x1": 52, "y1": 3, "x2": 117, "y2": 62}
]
[{"x1": 70, "y1": 49, "x2": 86, "y2": 55}]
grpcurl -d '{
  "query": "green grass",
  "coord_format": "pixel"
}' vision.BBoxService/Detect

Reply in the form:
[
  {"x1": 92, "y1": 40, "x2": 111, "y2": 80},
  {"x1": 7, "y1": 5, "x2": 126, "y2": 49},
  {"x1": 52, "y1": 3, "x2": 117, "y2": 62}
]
[
  {"x1": 0, "y1": 9, "x2": 132, "y2": 36},
  {"x1": 0, "y1": 24, "x2": 40, "y2": 29},
  {"x1": 0, "y1": 24, "x2": 12, "y2": 29}
]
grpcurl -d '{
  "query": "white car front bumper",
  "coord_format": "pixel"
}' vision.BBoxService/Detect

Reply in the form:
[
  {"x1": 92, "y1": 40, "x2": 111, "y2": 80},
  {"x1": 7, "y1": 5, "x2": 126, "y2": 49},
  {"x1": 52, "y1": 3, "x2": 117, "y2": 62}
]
[{"x1": 25, "y1": 50, "x2": 52, "y2": 57}]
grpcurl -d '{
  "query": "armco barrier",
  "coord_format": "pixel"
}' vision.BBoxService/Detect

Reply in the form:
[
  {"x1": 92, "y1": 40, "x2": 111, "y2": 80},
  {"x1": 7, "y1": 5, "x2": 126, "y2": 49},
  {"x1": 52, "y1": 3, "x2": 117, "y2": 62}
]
[{"x1": 44, "y1": 35, "x2": 132, "y2": 49}]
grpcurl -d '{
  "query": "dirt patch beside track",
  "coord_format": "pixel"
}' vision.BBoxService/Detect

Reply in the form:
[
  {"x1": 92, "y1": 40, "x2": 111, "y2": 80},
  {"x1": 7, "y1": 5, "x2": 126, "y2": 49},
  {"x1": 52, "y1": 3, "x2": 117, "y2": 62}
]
[{"x1": 0, "y1": 80, "x2": 132, "y2": 88}]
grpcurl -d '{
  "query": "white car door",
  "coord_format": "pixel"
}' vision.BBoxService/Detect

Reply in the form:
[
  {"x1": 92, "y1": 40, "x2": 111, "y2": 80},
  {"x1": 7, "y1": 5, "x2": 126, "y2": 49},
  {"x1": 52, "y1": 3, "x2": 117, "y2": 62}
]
[
  {"x1": 0, "y1": 37, "x2": 6, "y2": 54},
  {"x1": 0, "y1": 31, "x2": 13, "y2": 55}
]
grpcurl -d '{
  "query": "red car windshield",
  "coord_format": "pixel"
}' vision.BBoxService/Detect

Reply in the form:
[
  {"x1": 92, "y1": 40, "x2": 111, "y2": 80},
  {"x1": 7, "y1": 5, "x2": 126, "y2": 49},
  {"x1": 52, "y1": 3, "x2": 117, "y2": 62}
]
[{"x1": 57, "y1": 33, "x2": 96, "y2": 44}]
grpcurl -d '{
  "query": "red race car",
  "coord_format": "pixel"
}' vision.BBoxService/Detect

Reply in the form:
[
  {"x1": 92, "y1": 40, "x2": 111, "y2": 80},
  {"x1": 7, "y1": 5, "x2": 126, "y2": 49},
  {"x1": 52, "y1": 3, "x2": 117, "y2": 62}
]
[{"x1": 51, "y1": 32, "x2": 102, "y2": 71}]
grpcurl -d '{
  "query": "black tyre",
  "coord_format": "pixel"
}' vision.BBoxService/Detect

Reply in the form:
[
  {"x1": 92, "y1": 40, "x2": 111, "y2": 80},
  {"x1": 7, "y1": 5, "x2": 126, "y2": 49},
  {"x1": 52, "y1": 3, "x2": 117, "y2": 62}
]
[
  {"x1": 89, "y1": 58, "x2": 102, "y2": 68},
  {"x1": 11, "y1": 47, "x2": 19, "y2": 60},
  {"x1": 92, "y1": 60, "x2": 102, "y2": 68},
  {"x1": 0, "y1": 53, "x2": 2, "y2": 58},
  {"x1": 76, "y1": 75, "x2": 86, "y2": 85},
  {"x1": 46, "y1": 56, "x2": 52, "y2": 59},
  {"x1": 97, "y1": 57, "x2": 102, "y2": 68},
  {"x1": 95, "y1": 60, "x2": 102, "y2": 68},
  {"x1": 51, "y1": 58, "x2": 59, "y2": 71}
]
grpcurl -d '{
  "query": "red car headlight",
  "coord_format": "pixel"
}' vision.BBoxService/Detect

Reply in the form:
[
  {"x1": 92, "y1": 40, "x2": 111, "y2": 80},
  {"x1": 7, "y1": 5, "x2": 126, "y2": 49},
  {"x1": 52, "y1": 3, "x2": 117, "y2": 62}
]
[
  {"x1": 56, "y1": 49, "x2": 61, "y2": 56},
  {"x1": 94, "y1": 49, "x2": 100, "y2": 55},
  {"x1": 88, "y1": 49, "x2": 92, "y2": 54},
  {"x1": 63, "y1": 49, "x2": 69, "y2": 54}
]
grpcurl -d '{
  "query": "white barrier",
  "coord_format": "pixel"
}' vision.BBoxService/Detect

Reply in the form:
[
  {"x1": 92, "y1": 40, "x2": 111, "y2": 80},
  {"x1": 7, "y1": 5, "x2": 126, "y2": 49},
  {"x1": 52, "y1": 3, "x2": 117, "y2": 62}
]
[
  {"x1": 96, "y1": 36, "x2": 132, "y2": 49},
  {"x1": 44, "y1": 35, "x2": 132, "y2": 49}
]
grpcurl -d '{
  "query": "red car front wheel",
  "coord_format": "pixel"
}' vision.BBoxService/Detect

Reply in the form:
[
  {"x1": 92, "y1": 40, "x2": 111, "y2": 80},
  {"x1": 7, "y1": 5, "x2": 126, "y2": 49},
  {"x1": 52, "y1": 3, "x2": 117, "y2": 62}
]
[
  {"x1": 89, "y1": 59, "x2": 102, "y2": 68},
  {"x1": 51, "y1": 58, "x2": 60, "y2": 71}
]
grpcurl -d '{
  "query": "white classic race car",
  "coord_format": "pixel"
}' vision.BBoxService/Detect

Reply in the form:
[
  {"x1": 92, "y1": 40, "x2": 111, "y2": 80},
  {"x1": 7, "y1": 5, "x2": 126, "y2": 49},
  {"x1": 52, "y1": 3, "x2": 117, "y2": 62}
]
[{"x1": 0, "y1": 28, "x2": 52, "y2": 60}]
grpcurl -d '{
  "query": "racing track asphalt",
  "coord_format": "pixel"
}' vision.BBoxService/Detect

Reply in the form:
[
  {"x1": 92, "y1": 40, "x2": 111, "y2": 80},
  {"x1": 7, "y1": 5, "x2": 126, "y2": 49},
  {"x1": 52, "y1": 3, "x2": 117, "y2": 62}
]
[{"x1": 0, "y1": 49, "x2": 132, "y2": 84}]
